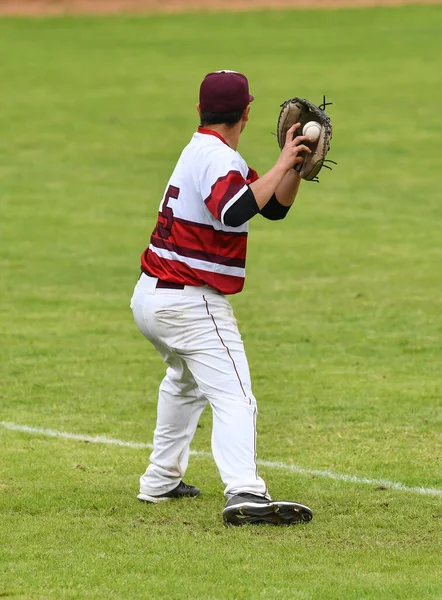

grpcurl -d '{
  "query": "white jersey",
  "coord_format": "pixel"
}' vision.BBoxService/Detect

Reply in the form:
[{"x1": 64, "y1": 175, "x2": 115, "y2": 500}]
[{"x1": 141, "y1": 127, "x2": 259, "y2": 294}]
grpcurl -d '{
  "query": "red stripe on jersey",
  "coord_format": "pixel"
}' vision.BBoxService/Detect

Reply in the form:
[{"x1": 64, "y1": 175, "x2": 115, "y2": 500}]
[
  {"x1": 247, "y1": 167, "x2": 259, "y2": 183},
  {"x1": 204, "y1": 170, "x2": 247, "y2": 221},
  {"x1": 173, "y1": 216, "x2": 247, "y2": 236},
  {"x1": 150, "y1": 237, "x2": 246, "y2": 269},
  {"x1": 172, "y1": 218, "x2": 247, "y2": 259},
  {"x1": 142, "y1": 249, "x2": 245, "y2": 295}
]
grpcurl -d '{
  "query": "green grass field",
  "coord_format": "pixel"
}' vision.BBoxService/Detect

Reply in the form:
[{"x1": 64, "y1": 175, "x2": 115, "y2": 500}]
[{"x1": 1, "y1": 5, "x2": 442, "y2": 599}]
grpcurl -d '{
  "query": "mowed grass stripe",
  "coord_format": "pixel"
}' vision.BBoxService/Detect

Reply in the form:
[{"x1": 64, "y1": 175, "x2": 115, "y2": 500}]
[{"x1": 2, "y1": 421, "x2": 441, "y2": 498}]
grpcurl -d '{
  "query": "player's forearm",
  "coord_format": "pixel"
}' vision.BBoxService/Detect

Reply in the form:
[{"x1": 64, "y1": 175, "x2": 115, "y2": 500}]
[
  {"x1": 249, "y1": 164, "x2": 287, "y2": 209},
  {"x1": 274, "y1": 169, "x2": 302, "y2": 207}
]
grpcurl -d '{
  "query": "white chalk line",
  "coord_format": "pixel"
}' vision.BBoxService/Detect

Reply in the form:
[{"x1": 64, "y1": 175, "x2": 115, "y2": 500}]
[{"x1": 1, "y1": 421, "x2": 441, "y2": 498}]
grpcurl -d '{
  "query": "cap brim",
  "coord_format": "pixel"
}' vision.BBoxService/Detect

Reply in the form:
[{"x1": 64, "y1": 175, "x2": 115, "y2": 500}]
[{"x1": 249, "y1": 94, "x2": 254, "y2": 103}]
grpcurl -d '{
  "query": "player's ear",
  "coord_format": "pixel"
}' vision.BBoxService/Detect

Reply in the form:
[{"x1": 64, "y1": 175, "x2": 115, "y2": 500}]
[
  {"x1": 196, "y1": 103, "x2": 202, "y2": 117},
  {"x1": 243, "y1": 105, "x2": 250, "y2": 122}
]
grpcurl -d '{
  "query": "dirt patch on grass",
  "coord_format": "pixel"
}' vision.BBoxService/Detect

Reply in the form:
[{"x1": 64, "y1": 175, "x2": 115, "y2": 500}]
[{"x1": 1, "y1": 0, "x2": 441, "y2": 16}]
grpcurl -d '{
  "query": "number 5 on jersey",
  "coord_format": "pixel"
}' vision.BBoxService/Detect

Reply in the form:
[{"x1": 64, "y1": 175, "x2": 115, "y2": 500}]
[{"x1": 156, "y1": 185, "x2": 180, "y2": 239}]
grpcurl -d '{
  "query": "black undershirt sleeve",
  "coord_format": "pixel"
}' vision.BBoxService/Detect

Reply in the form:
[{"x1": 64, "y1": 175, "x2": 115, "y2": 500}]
[
  {"x1": 223, "y1": 187, "x2": 260, "y2": 227},
  {"x1": 222, "y1": 187, "x2": 291, "y2": 227}
]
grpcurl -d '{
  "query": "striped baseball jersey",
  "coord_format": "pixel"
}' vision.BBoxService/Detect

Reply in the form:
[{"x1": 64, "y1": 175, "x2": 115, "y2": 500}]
[{"x1": 141, "y1": 127, "x2": 259, "y2": 294}]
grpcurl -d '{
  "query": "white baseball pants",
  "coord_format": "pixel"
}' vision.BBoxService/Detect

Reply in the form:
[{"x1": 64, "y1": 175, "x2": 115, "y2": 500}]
[{"x1": 130, "y1": 273, "x2": 268, "y2": 499}]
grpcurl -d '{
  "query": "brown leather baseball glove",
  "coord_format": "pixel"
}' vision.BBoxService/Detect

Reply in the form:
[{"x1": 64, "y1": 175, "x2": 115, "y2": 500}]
[{"x1": 277, "y1": 96, "x2": 335, "y2": 181}]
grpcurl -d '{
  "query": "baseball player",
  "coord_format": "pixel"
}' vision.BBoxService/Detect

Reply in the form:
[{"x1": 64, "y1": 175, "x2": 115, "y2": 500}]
[{"x1": 131, "y1": 70, "x2": 313, "y2": 526}]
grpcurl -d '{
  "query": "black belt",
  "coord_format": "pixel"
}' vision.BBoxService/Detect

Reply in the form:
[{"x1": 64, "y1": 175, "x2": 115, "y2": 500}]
[{"x1": 140, "y1": 267, "x2": 185, "y2": 290}]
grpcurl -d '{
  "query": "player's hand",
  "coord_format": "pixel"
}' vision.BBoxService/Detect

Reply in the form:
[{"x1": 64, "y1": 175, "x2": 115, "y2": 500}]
[{"x1": 276, "y1": 123, "x2": 311, "y2": 173}]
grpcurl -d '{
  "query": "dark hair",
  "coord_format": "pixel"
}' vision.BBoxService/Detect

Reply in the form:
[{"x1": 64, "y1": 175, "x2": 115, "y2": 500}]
[{"x1": 200, "y1": 109, "x2": 244, "y2": 127}]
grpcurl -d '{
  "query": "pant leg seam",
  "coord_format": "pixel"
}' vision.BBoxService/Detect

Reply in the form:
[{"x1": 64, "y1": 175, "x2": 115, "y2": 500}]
[{"x1": 203, "y1": 294, "x2": 248, "y2": 399}]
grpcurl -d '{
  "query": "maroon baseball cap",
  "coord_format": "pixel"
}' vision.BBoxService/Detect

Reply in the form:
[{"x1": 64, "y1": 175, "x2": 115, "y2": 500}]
[{"x1": 199, "y1": 70, "x2": 254, "y2": 113}]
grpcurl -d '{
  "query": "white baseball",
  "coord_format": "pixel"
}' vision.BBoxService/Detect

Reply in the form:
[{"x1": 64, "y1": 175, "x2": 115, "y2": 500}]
[{"x1": 302, "y1": 121, "x2": 321, "y2": 142}]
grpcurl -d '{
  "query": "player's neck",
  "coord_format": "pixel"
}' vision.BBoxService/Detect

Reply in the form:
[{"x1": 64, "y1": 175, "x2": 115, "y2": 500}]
[{"x1": 204, "y1": 124, "x2": 241, "y2": 151}]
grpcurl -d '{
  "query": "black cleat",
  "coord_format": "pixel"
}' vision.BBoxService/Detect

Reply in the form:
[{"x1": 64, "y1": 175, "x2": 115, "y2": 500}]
[
  {"x1": 222, "y1": 493, "x2": 313, "y2": 526},
  {"x1": 137, "y1": 481, "x2": 201, "y2": 504}
]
